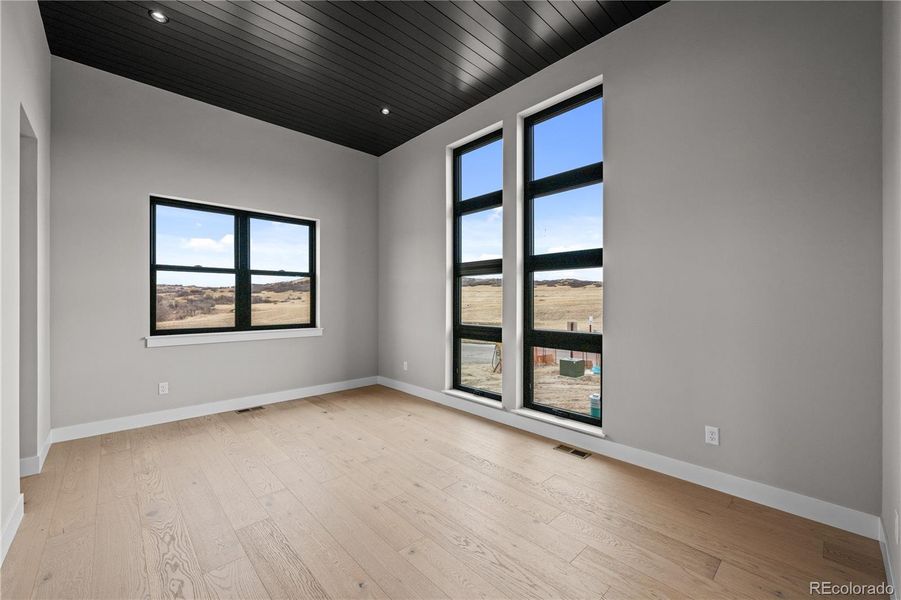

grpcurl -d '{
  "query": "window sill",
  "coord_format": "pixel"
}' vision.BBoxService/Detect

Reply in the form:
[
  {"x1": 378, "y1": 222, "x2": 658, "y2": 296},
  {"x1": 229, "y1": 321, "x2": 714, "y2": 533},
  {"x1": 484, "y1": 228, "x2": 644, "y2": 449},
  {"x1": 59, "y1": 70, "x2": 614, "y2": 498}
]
[
  {"x1": 511, "y1": 407, "x2": 606, "y2": 439},
  {"x1": 442, "y1": 389, "x2": 502, "y2": 409},
  {"x1": 440, "y1": 390, "x2": 606, "y2": 438},
  {"x1": 145, "y1": 328, "x2": 323, "y2": 348}
]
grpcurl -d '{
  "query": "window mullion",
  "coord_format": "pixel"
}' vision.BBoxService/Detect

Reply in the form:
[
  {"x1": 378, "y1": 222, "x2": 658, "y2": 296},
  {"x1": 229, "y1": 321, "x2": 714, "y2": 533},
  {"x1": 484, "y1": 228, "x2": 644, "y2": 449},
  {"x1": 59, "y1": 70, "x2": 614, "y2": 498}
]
[
  {"x1": 526, "y1": 249, "x2": 602, "y2": 273},
  {"x1": 152, "y1": 264, "x2": 236, "y2": 274},
  {"x1": 249, "y1": 269, "x2": 312, "y2": 278},
  {"x1": 235, "y1": 214, "x2": 251, "y2": 330},
  {"x1": 526, "y1": 162, "x2": 602, "y2": 198},
  {"x1": 457, "y1": 258, "x2": 502, "y2": 277},
  {"x1": 456, "y1": 324, "x2": 502, "y2": 342},
  {"x1": 455, "y1": 191, "x2": 503, "y2": 216}
]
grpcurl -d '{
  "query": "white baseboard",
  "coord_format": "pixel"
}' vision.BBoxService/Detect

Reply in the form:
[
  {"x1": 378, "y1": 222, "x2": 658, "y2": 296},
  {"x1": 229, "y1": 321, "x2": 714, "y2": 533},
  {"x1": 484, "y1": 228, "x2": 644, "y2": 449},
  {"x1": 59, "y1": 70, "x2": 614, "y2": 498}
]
[
  {"x1": 20, "y1": 433, "x2": 51, "y2": 477},
  {"x1": 377, "y1": 376, "x2": 882, "y2": 540},
  {"x1": 50, "y1": 376, "x2": 378, "y2": 444},
  {"x1": 880, "y1": 519, "x2": 898, "y2": 598},
  {"x1": 1, "y1": 494, "x2": 24, "y2": 567},
  {"x1": 14, "y1": 374, "x2": 884, "y2": 546}
]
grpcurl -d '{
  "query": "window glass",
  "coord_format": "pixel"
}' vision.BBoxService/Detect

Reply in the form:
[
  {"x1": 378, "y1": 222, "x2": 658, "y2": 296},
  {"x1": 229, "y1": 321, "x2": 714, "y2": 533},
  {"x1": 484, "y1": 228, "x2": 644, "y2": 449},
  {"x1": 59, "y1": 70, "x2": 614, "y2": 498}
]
[
  {"x1": 461, "y1": 207, "x2": 502, "y2": 262},
  {"x1": 155, "y1": 205, "x2": 234, "y2": 268},
  {"x1": 533, "y1": 184, "x2": 602, "y2": 255},
  {"x1": 155, "y1": 271, "x2": 235, "y2": 330},
  {"x1": 460, "y1": 339, "x2": 503, "y2": 395},
  {"x1": 533, "y1": 268, "x2": 603, "y2": 333},
  {"x1": 531, "y1": 346, "x2": 601, "y2": 418},
  {"x1": 532, "y1": 98, "x2": 603, "y2": 180},
  {"x1": 251, "y1": 275, "x2": 311, "y2": 326},
  {"x1": 250, "y1": 219, "x2": 310, "y2": 272},
  {"x1": 460, "y1": 139, "x2": 502, "y2": 200},
  {"x1": 460, "y1": 274, "x2": 502, "y2": 327}
]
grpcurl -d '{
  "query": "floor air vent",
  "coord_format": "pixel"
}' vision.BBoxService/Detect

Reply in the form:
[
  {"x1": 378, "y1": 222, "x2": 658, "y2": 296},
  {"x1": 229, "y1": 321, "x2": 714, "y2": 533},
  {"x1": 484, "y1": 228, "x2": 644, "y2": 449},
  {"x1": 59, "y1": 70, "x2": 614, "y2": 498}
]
[
  {"x1": 235, "y1": 406, "x2": 265, "y2": 414},
  {"x1": 554, "y1": 444, "x2": 592, "y2": 459}
]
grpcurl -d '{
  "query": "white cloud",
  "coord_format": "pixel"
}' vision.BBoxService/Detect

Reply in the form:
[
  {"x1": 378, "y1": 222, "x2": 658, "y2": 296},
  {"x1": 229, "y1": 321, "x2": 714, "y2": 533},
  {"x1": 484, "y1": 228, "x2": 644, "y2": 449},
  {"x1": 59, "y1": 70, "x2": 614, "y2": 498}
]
[{"x1": 183, "y1": 234, "x2": 234, "y2": 253}]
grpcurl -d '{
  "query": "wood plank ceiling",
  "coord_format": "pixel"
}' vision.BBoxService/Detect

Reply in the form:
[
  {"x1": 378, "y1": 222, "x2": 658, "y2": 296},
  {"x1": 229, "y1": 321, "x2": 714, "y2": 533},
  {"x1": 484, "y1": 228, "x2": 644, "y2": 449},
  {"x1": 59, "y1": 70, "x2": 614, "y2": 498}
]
[{"x1": 39, "y1": 1, "x2": 664, "y2": 156}]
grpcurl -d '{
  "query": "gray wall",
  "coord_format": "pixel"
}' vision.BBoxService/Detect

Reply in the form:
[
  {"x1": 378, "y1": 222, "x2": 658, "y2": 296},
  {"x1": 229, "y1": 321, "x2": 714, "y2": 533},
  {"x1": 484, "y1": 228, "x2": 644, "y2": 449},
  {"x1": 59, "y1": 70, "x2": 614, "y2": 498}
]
[
  {"x1": 378, "y1": 1, "x2": 883, "y2": 514},
  {"x1": 883, "y1": 0, "x2": 901, "y2": 581},
  {"x1": 0, "y1": 0, "x2": 50, "y2": 542},
  {"x1": 50, "y1": 58, "x2": 379, "y2": 429}
]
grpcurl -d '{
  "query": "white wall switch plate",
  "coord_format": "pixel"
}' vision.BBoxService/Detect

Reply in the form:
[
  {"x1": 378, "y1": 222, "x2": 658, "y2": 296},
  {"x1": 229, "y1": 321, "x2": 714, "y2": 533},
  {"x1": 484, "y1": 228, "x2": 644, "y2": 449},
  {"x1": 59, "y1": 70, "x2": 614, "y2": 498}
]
[
  {"x1": 705, "y1": 425, "x2": 720, "y2": 446},
  {"x1": 403, "y1": 361, "x2": 408, "y2": 371},
  {"x1": 158, "y1": 382, "x2": 169, "y2": 395}
]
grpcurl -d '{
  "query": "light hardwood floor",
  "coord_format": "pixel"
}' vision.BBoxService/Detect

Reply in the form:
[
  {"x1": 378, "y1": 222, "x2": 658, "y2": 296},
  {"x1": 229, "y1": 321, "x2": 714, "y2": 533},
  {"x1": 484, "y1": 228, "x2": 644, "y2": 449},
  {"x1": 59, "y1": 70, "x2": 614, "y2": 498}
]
[{"x1": 0, "y1": 385, "x2": 888, "y2": 599}]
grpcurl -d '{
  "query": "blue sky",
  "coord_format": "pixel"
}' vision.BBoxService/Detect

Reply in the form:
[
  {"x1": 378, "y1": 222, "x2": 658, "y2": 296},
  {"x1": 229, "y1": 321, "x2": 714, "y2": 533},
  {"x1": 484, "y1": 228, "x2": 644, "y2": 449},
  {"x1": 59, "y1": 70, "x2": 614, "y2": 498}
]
[
  {"x1": 533, "y1": 99, "x2": 603, "y2": 179},
  {"x1": 460, "y1": 98, "x2": 603, "y2": 281},
  {"x1": 461, "y1": 140, "x2": 502, "y2": 200},
  {"x1": 155, "y1": 205, "x2": 309, "y2": 286},
  {"x1": 158, "y1": 99, "x2": 600, "y2": 288}
]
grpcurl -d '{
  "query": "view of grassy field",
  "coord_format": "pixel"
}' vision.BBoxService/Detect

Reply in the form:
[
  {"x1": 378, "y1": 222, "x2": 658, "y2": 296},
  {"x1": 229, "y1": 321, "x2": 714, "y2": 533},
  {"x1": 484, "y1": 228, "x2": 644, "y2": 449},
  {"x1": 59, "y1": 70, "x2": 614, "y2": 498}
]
[
  {"x1": 156, "y1": 278, "x2": 310, "y2": 329},
  {"x1": 460, "y1": 277, "x2": 602, "y2": 415},
  {"x1": 461, "y1": 277, "x2": 603, "y2": 332}
]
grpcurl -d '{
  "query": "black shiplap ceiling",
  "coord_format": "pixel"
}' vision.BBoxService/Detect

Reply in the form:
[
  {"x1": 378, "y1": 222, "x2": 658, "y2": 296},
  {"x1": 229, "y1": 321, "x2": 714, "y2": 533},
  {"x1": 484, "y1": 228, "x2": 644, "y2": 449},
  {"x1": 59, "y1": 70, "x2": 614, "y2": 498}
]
[{"x1": 39, "y1": 1, "x2": 664, "y2": 155}]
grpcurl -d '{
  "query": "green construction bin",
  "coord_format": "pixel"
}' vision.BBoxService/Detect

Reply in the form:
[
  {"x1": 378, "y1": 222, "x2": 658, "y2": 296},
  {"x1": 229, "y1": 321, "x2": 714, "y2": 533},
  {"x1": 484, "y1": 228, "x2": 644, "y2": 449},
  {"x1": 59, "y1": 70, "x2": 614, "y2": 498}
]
[{"x1": 559, "y1": 358, "x2": 585, "y2": 378}]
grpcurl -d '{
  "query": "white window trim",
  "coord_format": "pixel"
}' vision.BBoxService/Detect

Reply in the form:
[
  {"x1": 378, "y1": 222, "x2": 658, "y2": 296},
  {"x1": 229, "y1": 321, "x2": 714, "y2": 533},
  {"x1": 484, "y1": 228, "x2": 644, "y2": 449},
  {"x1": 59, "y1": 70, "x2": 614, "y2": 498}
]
[
  {"x1": 146, "y1": 327, "x2": 323, "y2": 348},
  {"x1": 441, "y1": 387, "x2": 605, "y2": 438},
  {"x1": 442, "y1": 388, "x2": 501, "y2": 409},
  {"x1": 511, "y1": 407, "x2": 606, "y2": 439}
]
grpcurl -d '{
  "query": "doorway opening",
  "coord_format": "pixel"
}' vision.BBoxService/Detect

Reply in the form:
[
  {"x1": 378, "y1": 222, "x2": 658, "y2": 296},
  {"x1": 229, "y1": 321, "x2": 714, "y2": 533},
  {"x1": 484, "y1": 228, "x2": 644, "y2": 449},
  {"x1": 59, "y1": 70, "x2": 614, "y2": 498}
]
[{"x1": 19, "y1": 108, "x2": 39, "y2": 470}]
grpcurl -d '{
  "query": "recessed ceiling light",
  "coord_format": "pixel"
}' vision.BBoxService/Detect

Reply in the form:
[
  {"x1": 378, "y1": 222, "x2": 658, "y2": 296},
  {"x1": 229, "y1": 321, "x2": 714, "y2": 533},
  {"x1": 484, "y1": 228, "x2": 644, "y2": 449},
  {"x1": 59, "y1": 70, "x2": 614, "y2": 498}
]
[
  {"x1": 148, "y1": 9, "x2": 169, "y2": 23},
  {"x1": 381, "y1": 107, "x2": 390, "y2": 116}
]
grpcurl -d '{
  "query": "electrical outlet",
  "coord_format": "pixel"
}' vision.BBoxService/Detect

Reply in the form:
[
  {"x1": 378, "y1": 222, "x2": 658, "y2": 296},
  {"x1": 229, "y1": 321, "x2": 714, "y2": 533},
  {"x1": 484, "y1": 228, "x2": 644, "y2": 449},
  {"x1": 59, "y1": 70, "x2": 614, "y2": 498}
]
[
  {"x1": 403, "y1": 361, "x2": 408, "y2": 371},
  {"x1": 705, "y1": 426, "x2": 720, "y2": 446},
  {"x1": 158, "y1": 382, "x2": 169, "y2": 395}
]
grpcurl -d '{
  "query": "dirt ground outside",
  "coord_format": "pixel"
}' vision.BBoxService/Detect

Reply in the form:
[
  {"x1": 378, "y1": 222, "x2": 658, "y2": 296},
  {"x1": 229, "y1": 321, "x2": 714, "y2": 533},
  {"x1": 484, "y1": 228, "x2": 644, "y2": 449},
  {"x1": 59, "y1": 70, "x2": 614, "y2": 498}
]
[{"x1": 461, "y1": 341, "x2": 600, "y2": 416}]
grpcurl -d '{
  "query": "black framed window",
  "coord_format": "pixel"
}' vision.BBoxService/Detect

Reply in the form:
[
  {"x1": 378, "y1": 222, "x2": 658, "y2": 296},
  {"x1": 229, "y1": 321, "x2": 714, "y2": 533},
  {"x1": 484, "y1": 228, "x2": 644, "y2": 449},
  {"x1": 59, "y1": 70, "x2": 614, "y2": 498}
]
[
  {"x1": 453, "y1": 132, "x2": 503, "y2": 400},
  {"x1": 524, "y1": 86, "x2": 603, "y2": 426},
  {"x1": 151, "y1": 197, "x2": 316, "y2": 335}
]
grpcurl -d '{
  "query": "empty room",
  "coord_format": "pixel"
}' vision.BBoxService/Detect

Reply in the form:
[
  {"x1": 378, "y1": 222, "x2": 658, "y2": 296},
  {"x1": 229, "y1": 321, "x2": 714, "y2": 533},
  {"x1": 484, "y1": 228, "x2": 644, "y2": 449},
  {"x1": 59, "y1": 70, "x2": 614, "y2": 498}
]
[{"x1": 0, "y1": 0, "x2": 899, "y2": 598}]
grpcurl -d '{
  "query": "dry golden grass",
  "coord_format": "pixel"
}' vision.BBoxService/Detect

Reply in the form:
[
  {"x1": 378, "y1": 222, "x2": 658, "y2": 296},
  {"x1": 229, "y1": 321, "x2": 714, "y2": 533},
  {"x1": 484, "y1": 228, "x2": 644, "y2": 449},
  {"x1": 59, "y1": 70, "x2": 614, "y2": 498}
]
[
  {"x1": 534, "y1": 283, "x2": 603, "y2": 332},
  {"x1": 462, "y1": 282, "x2": 603, "y2": 332},
  {"x1": 251, "y1": 290, "x2": 311, "y2": 325},
  {"x1": 156, "y1": 287, "x2": 310, "y2": 329},
  {"x1": 157, "y1": 309, "x2": 234, "y2": 329}
]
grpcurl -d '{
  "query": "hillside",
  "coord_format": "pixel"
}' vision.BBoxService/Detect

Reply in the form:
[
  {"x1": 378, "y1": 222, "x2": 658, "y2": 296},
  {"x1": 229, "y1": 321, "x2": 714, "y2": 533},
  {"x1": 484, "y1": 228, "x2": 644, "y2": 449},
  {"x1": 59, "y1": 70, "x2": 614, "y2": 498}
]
[{"x1": 156, "y1": 277, "x2": 310, "y2": 328}]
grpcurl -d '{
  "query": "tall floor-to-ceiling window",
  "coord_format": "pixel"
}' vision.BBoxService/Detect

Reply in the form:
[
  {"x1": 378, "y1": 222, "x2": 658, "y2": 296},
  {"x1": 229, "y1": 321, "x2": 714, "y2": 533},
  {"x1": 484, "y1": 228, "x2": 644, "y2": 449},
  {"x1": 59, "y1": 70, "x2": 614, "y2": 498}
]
[
  {"x1": 453, "y1": 132, "x2": 503, "y2": 400},
  {"x1": 523, "y1": 87, "x2": 603, "y2": 425}
]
